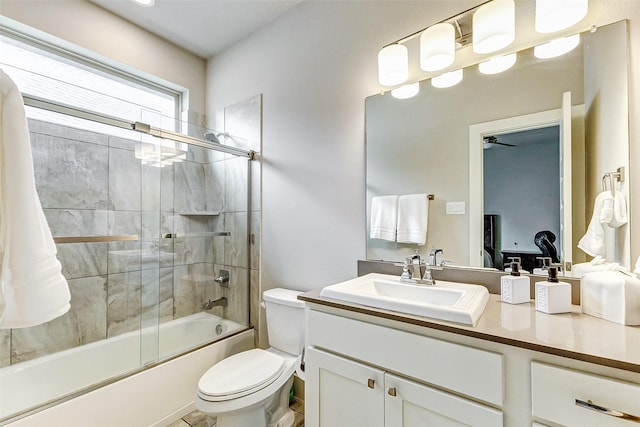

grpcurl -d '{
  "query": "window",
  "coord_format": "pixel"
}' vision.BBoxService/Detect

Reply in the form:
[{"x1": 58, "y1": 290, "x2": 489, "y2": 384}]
[{"x1": 0, "y1": 29, "x2": 183, "y2": 138}]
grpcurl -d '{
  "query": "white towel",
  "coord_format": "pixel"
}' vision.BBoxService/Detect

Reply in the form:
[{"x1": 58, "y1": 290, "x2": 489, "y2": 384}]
[
  {"x1": 578, "y1": 191, "x2": 629, "y2": 258},
  {"x1": 370, "y1": 195, "x2": 398, "y2": 241},
  {"x1": 0, "y1": 70, "x2": 70, "y2": 329},
  {"x1": 634, "y1": 257, "x2": 640, "y2": 277},
  {"x1": 396, "y1": 194, "x2": 429, "y2": 246}
]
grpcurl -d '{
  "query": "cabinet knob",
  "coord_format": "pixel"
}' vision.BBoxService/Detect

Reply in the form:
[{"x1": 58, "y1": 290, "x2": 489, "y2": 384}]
[
  {"x1": 388, "y1": 387, "x2": 397, "y2": 397},
  {"x1": 367, "y1": 378, "x2": 375, "y2": 389}
]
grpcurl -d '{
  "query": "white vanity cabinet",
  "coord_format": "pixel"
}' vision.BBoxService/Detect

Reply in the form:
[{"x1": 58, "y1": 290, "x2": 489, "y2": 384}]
[
  {"x1": 531, "y1": 362, "x2": 640, "y2": 426},
  {"x1": 305, "y1": 309, "x2": 504, "y2": 427},
  {"x1": 306, "y1": 348, "x2": 503, "y2": 427}
]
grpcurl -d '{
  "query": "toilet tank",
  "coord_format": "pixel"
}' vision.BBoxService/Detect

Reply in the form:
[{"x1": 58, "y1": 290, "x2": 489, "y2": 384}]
[{"x1": 262, "y1": 288, "x2": 305, "y2": 356}]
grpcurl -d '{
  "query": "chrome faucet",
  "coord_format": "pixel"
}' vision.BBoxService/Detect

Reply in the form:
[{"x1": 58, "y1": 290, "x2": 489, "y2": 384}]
[
  {"x1": 203, "y1": 297, "x2": 227, "y2": 310},
  {"x1": 400, "y1": 249, "x2": 443, "y2": 286},
  {"x1": 428, "y1": 248, "x2": 444, "y2": 267}
]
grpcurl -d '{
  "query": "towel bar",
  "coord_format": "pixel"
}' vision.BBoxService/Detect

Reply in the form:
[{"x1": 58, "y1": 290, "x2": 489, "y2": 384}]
[
  {"x1": 601, "y1": 167, "x2": 625, "y2": 195},
  {"x1": 161, "y1": 232, "x2": 230, "y2": 238},
  {"x1": 53, "y1": 235, "x2": 139, "y2": 244}
]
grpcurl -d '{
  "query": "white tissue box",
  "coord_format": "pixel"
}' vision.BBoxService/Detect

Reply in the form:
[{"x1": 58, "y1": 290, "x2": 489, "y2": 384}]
[{"x1": 581, "y1": 271, "x2": 640, "y2": 325}]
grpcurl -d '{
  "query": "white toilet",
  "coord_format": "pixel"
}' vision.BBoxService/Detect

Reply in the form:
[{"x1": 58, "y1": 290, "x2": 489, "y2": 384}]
[{"x1": 196, "y1": 288, "x2": 305, "y2": 427}]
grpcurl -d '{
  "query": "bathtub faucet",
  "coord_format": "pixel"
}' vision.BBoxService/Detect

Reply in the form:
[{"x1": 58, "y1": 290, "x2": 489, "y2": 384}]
[{"x1": 203, "y1": 297, "x2": 227, "y2": 310}]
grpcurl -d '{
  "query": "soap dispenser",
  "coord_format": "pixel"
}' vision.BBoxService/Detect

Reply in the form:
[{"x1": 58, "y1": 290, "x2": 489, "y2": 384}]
[
  {"x1": 535, "y1": 267, "x2": 571, "y2": 314},
  {"x1": 501, "y1": 262, "x2": 530, "y2": 304}
]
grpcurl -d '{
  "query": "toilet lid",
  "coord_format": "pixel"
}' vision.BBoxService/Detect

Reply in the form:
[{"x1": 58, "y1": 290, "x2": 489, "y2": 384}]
[{"x1": 198, "y1": 349, "x2": 285, "y2": 400}]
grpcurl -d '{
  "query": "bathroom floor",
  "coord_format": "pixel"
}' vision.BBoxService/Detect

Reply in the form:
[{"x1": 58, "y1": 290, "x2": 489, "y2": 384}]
[{"x1": 168, "y1": 399, "x2": 304, "y2": 427}]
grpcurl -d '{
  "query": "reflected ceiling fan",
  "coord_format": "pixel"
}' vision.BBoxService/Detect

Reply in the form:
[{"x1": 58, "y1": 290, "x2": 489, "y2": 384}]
[{"x1": 483, "y1": 136, "x2": 516, "y2": 149}]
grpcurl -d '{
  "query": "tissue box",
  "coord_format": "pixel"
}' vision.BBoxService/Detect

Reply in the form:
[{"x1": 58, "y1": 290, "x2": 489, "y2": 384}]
[{"x1": 581, "y1": 271, "x2": 640, "y2": 325}]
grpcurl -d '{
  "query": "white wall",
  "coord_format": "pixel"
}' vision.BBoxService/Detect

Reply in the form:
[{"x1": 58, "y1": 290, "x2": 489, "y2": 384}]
[
  {"x1": 0, "y1": 0, "x2": 207, "y2": 120},
  {"x1": 206, "y1": 1, "x2": 476, "y2": 291},
  {"x1": 207, "y1": 0, "x2": 640, "y2": 291}
]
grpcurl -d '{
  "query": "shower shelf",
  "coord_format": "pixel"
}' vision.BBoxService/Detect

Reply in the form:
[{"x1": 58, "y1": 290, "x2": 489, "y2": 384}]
[{"x1": 177, "y1": 211, "x2": 221, "y2": 216}]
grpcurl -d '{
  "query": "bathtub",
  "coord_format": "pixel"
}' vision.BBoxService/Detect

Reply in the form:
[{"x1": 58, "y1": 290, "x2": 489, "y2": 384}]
[{"x1": 0, "y1": 312, "x2": 249, "y2": 423}]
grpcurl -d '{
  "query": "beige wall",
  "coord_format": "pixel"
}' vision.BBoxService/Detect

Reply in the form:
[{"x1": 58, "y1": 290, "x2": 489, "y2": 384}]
[
  {"x1": 207, "y1": 0, "x2": 639, "y2": 292},
  {"x1": 0, "y1": 0, "x2": 206, "y2": 120}
]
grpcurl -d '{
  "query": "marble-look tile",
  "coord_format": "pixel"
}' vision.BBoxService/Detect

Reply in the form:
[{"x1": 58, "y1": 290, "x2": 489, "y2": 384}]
[
  {"x1": 174, "y1": 161, "x2": 224, "y2": 213},
  {"x1": 224, "y1": 94, "x2": 262, "y2": 152},
  {"x1": 109, "y1": 147, "x2": 141, "y2": 211},
  {"x1": 173, "y1": 215, "x2": 217, "y2": 266},
  {"x1": 141, "y1": 161, "x2": 162, "y2": 213},
  {"x1": 11, "y1": 276, "x2": 108, "y2": 363},
  {"x1": 141, "y1": 268, "x2": 174, "y2": 323},
  {"x1": 44, "y1": 208, "x2": 109, "y2": 237},
  {"x1": 204, "y1": 160, "x2": 225, "y2": 213},
  {"x1": 173, "y1": 264, "x2": 220, "y2": 319},
  {"x1": 107, "y1": 240, "x2": 143, "y2": 274},
  {"x1": 187, "y1": 145, "x2": 220, "y2": 164},
  {"x1": 206, "y1": 216, "x2": 226, "y2": 266},
  {"x1": 108, "y1": 210, "x2": 141, "y2": 236},
  {"x1": 29, "y1": 119, "x2": 108, "y2": 146},
  {"x1": 31, "y1": 133, "x2": 109, "y2": 210},
  {"x1": 0, "y1": 330, "x2": 10, "y2": 368},
  {"x1": 250, "y1": 212, "x2": 260, "y2": 271},
  {"x1": 56, "y1": 242, "x2": 108, "y2": 279},
  {"x1": 182, "y1": 409, "x2": 216, "y2": 427},
  {"x1": 224, "y1": 212, "x2": 249, "y2": 268},
  {"x1": 161, "y1": 163, "x2": 175, "y2": 213},
  {"x1": 223, "y1": 157, "x2": 248, "y2": 213},
  {"x1": 107, "y1": 272, "x2": 141, "y2": 337},
  {"x1": 108, "y1": 134, "x2": 139, "y2": 151},
  {"x1": 224, "y1": 266, "x2": 249, "y2": 325}
]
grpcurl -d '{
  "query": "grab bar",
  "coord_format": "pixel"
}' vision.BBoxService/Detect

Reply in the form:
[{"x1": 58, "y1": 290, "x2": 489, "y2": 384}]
[
  {"x1": 162, "y1": 232, "x2": 231, "y2": 238},
  {"x1": 53, "y1": 235, "x2": 139, "y2": 244}
]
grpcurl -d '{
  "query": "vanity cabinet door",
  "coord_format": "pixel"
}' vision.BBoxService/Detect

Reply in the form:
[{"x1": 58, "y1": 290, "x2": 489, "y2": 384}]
[
  {"x1": 305, "y1": 348, "x2": 385, "y2": 427},
  {"x1": 384, "y1": 373, "x2": 503, "y2": 427}
]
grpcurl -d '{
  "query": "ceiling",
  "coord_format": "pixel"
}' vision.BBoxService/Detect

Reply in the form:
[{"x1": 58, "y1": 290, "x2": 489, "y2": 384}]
[{"x1": 89, "y1": 0, "x2": 303, "y2": 58}]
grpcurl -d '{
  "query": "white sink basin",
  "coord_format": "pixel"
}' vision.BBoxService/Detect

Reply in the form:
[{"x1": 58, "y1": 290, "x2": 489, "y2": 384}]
[{"x1": 320, "y1": 273, "x2": 489, "y2": 325}]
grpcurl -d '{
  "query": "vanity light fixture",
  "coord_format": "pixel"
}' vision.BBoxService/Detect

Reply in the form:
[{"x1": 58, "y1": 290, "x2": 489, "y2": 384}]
[
  {"x1": 534, "y1": 34, "x2": 580, "y2": 59},
  {"x1": 378, "y1": 44, "x2": 409, "y2": 86},
  {"x1": 472, "y1": 0, "x2": 515, "y2": 54},
  {"x1": 535, "y1": 0, "x2": 588, "y2": 33},
  {"x1": 132, "y1": 0, "x2": 155, "y2": 6},
  {"x1": 391, "y1": 82, "x2": 420, "y2": 99},
  {"x1": 431, "y1": 69, "x2": 463, "y2": 88},
  {"x1": 478, "y1": 52, "x2": 517, "y2": 75},
  {"x1": 420, "y1": 23, "x2": 456, "y2": 72}
]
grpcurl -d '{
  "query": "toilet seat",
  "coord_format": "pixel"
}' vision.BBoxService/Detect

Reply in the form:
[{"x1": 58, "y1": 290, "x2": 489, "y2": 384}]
[{"x1": 198, "y1": 349, "x2": 285, "y2": 402}]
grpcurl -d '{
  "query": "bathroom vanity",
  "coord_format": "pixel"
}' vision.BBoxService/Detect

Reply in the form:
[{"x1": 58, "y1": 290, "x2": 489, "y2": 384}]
[{"x1": 300, "y1": 289, "x2": 640, "y2": 426}]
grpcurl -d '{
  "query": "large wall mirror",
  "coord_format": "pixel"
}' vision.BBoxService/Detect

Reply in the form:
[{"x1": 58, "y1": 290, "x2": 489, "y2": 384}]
[{"x1": 365, "y1": 19, "x2": 631, "y2": 275}]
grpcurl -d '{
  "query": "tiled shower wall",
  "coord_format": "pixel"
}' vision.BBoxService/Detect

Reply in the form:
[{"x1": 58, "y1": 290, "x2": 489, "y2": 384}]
[{"x1": 0, "y1": 94, "x2": 261, "y2": 367}]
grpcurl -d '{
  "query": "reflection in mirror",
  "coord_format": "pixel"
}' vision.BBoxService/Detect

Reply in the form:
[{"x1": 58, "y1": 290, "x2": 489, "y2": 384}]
[{"x1": 365, "y1": 20, "x2": 630, "y2": 274}]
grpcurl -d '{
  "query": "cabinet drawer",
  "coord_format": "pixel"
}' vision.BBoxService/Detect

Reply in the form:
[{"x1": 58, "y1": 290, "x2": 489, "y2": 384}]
[
  {"x1": 307, "y1": 310, "x2": 503, "y2": 406},
  {"x1": 531, "y1": 362, "x2": 640, "y2": 426}
]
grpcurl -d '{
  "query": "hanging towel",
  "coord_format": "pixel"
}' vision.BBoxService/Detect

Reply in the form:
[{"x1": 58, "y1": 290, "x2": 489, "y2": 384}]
[
  {"x1": 370, "y1": 195, "x2": 398, "y2": 241},
  {"x1": 609, "y1": 192, "x2": 628, "y2": 228},
  {"x1": 578, "y1": 190, "x2": 629, "y2": 258},
  {"x1": 578, "y1": 192, "x2": 612, "y2": 257},
  {"x1": 396, "y1": 194, "x2": 429, "y2": 246},
  {"x1": 0, "y1": 69, "x2": 70, "y2": 329}
]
